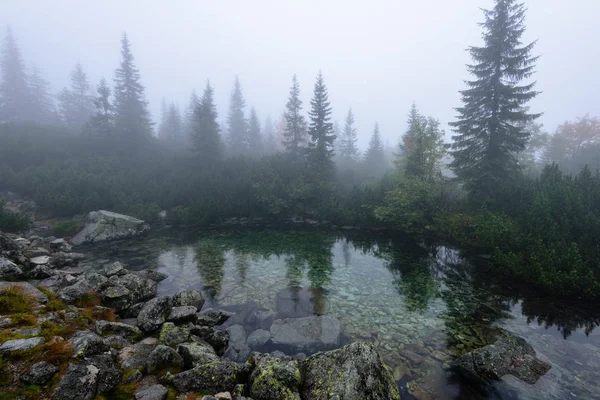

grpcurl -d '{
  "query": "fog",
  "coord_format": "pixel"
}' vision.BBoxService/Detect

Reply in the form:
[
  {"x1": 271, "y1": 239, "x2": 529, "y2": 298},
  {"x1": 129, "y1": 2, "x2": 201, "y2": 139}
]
[{"x1": 2, "y1": 0, "x2": 598, "y2": 147}]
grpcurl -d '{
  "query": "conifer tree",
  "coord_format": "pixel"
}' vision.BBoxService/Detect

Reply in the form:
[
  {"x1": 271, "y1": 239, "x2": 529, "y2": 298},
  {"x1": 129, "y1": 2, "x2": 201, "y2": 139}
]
[
  {"x1": 86, "y1": 77, "x2": 113, "y2": 136},
  {"x1": 113, "y1": 33, "x2": 152, "y2": 144},
  {"x1": 450, "y1": 0, "x2": 540, "y2": 197},
  {"x1": 307, "y1": 71, "x2": 335, "y2": 171},
  {"x1": 247, "y1": 107, "x2": 263, "y2": 157},
  {"x1": 191, "y1": 81, "x2": 222, "y2": 165},
  {"x1": 0, "y1": 27, "x2": 32, "y2": 122},
  {"x1": 263, "y1": 116, "x2": 278, "y2": 154},
  {"x1": 339, "y1": 107, "x2": 360, "y2": 164},
  {"x1": 29, "y1": 66, "x2": 56, "y2": 124},
  {"x1": 226, "y1": 76, "x2": 248, "y2": 156},
  {"x1": 157, "y1": 98, "x2": 168, "y2": 138},
  {"x1": 58, "y1": 62, "x2": 94, "y2": 131},
  {"x1": 363, "y1": 123, "x2": 387, "y2": 176},
  {"x1": 184, "y1": 90, "x2": 199, "y2": 143},
  {"x1": 282, "y1": 74, "x2": 307, "y2": 158}
]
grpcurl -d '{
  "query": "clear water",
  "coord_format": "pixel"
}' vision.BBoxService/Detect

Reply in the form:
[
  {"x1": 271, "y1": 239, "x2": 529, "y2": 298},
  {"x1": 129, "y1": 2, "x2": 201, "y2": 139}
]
[{"x1": 87, "y1": 230, "x2": 600, "y2": 400}]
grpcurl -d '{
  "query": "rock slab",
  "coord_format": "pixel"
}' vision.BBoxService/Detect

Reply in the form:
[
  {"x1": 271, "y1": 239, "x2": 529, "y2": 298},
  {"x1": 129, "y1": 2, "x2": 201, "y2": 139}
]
[{"x1": 71, "y1": 210, "x2": 149, "y2": 245}]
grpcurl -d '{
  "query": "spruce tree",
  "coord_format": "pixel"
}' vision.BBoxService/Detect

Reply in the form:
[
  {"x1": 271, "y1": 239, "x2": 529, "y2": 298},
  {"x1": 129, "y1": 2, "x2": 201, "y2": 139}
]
[
  {"x1": 339, "y1": 107, "x2": 360, "y2": 164},
  {"x1": 58, "y1": 62, "x2": 94, "y2": 131},
  {"x1": 29, "y1": 66, "x2": 56, "y2": 124},
  {"x1": 191, "y1": 81, "x2": 222, "y2": 165},
  {"x1": 282, "y1": 74, "x2": 307, "y2": 158},
  {"x1": 247, "y1": 107, "x2": 263, "y2": 157},
  {"x1": 363, "y1": 123, "x2": 387, "y2": 176},
  {"x1": 184, "y1": 90, "x2": 199, "y2": 142},
  {"x1": 113, "y1": 33, "x2": 152, "y2": 144},
  {"x1": 165, "y1": 102, "x2": 182, "y2": 144},
  {"x1": 157, "y1": 98, "x2": 168, "y2": 138},
  {"x1": 0, "y1": 27, "x2": 32, "y2": 122},
  {"x1": 226, "y1": 76, "x2": 248, "y2": 156},
  {"x1": 86, "y1": 77, "x2": 113, "y2": 136},
  {"x1": 307, "y1": 71, "x2": 335, "y2": 171},
  {"x1": 263, "y1": 116, "x2": 277, "y2": 154},
  {"x1": 450, "y1": 0, "x2": 540, "y2": 197}
]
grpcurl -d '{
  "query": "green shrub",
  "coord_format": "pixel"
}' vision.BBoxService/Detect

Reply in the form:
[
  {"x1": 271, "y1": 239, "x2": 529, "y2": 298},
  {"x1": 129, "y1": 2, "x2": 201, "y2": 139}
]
[
  {"x1": 51, "y1": 216, "x2": 81, "y2": 237},
  {"x1": 0, "y1": 201, "x2": 31, "y2": 233}
]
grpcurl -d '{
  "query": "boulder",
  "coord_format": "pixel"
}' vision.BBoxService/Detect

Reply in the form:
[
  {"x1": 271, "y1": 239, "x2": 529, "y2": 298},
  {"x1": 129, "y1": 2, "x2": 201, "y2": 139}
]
[
  {"x1": 172, "y1": 289, "x2": 205, "y2": 310},
  {"x1": 138, "y1": 296, "x2": 172, "y2": 332},
  {"x1": 71, "y1": 210, "x2": 149, "y2": 245},
  {"x1": 455, "y1": 335, "x2": 552, "y2": 384},
  {"x1": 0, "y1": 281, "x2": 48, "y2": 303},
  {"x1": 26, "y1": 264, "x2": 55, "y2": 279},
  {"x1": 190, "y1": 325, "x2": 229, "y2": 356},
  {"x1": 300, "y1": 341, "x2": 400, "y2": 400},
  {"x1": 146, "y1": 344, "x2": 184, "y2": 374},
  {"x1": 133, "y1": 269, "x2": 168, "y2": 282},
  {"x1": 171, "y1": 361, "x2": 241, "y2": 393},
  {"x1": 0, "y1": 257, "x2": 22, "y2": 280},
  {"x1": 58, "y1": 279, "x2": 95, "y2": 303},
  {"x1": 103, "y1": 261, "x2": 127, "y2": 277},
  {"x1": 224, "y1": 325, "x2": 251, "y2": 363},
  {"x1": 21, "y1": 361, "x2": 58, "y2": 385},
  {"x1": 102, "y1": 273, "x2": 157, "y2": 311},
  {"x1": 0, "y1": 337, "x2": 44, "y2": 352},
  {"x1": 248, "y1": 353, "x2": 301, "y2": 400},
  {"x1": 85, "y1": 272, "x2": 109, "y2": 290},
  {"x1": 198, "y1": 308, "x2": 233, "y2": 325},
  {"x1": 177, "y1": 341, "x2": 220, "y2": 368},
  {"x1": 135, "y1": 384, "x2": 168, "y2": 400},
  {"x1": 247, "y1": 329, "x2": 271, "y2": 349},
  {"x1": 159, "y1": 322, "x2": 190, "y2": 346},
  {"x1": 167, "y1": 306, "x2": 198, "y2": 323},
  {"x1": 95, "y1": 320, "x2": 143, "y2": 341},
  {"x1": 70, "y1": 330, "x2": 109, "y2": 358},
  {"x1": 50, "y1": 238, "x2": 72, "y2": 252},
  {"x1": 270, "y1": 315, "x2": 342, "y2": 353},
  {"x1": 52, "y1": 355, "x2": 121, "y2": 400}
]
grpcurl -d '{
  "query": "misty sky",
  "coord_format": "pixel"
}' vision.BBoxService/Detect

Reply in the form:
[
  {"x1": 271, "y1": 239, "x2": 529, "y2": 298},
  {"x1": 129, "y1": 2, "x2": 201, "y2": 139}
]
[{"x1": 2, "y1": 0, "x2": 599, "y2": 148}]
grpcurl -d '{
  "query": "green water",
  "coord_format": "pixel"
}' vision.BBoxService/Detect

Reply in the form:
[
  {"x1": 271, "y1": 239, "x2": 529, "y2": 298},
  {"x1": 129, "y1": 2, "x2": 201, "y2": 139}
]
[{"x1": 92, "y1": 230, "x2": 600, "y2": 400}]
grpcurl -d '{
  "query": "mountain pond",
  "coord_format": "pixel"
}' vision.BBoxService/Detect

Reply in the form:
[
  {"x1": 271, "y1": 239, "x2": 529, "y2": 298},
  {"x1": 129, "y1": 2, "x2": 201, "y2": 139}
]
[{"x1": 84, "y1": 229, "x2": 600, "y2": 400}]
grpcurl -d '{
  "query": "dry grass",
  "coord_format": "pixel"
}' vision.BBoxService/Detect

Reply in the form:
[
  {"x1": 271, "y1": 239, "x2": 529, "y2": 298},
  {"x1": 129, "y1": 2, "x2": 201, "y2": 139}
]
[{"x1": 0, "y1": 285, "x2": 36, "y2": 314}]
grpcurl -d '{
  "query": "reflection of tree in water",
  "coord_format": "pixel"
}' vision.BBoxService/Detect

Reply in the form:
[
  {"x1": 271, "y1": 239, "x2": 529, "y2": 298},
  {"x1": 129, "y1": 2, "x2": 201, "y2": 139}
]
[
  {"x1": 194, "y1": 239, "x2": 226, "y2": 301},
  {"x1": 518, "y1": 299, "x2": 600, "y2": 339},
  {"x1": 233, "y1": 251, "x2": 249, "y2": 284},
  {"x1": 342, "y1": 240, "x2": 351, "y2": 267}
]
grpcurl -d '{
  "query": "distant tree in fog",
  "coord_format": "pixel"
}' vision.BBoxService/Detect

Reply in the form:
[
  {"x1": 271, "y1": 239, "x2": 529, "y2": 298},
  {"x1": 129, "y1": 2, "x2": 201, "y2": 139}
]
[
  {"x1": 184, "y1": 90, "x2": 200, "y2": 144},
  {"x1": 282, "y1": 74, "x2": 307, "y2": 158},
  {"x1": 226, "y1": 76, "x2": 248, "y2": 156},
  {"x1": 339, "y1": 107, "x2": 360, "y2": 164},
  {"x1": 86, "y1": 77, "x2": 114, "y2": 136},
  {"x1": 0, "y1": 27, "x2": 33, "y2": 122},
  {"x1": 543, "y1": 116, "x2": 600, "y2": 173},
  {"x1": 262, "y1": 115, "x2": 278, "y2": 154},
  {"x1": 158, "y1": 101, "x2": 183, "y2": 145},
  {"x1": 113, "y1": 33, "x2": 152, "y2": 144},
  {"x1": 363, "y1": 122, "x2": 387, "y2": 176},
  {"x1": 247, "y1": 107, "x2": 263, "y2": 157},
  {"x1": 191, "y1": 81, "x2": 222, "y2": 165},
  {"x1": 29, "y1": 66, "x2": 57, "y2": 124},
  {"x1": 307, "y1": 71, "x2": 335, "y2": 172},
  {"x1": 58, "y1": 62, "x2": 94, "y2": 131}
]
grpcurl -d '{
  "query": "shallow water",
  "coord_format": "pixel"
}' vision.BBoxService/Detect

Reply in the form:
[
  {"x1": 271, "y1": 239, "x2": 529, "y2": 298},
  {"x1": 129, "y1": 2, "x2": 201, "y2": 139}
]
[{"x1": 87, "y1": 230, "x2": 600, "y2": 400}]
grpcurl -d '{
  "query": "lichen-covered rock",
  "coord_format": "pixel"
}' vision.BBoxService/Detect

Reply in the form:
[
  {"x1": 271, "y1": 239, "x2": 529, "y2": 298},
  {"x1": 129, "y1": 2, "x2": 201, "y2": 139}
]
[
  {"x1": 191, "y1": 325, "x2": 229, "y2": 356},
  {"x1": 26, "y1": 264, "x2": 55, "y2": 279},
  {"x1": 172, "y1": 289, "x2": 205, "y2": 310},
  {"x1": 70, "y1": 330, "x2": 109, "y2": 358},
  {"x1": 146, "y1": 344, "x2": 184, "y2": 374},
  {"x1": 171, "y1": 361, "x2": 241, "y2": 393},
  {"x1": 101, "y1": 273, "x2": 157, "y2": 311},
  {"x1": 0, "y1": 337, "x2": 44, "y2": 352},
  {"x1": 52, "y1": 355, "x2": 121, "y2": 400},
  {"x1": 177, "y1": 341, "x2": 220, "y2": 368},
  {"x1": 455, "y1": 335, "x2": 552, "y2": 384},
  {"x1": 159, "y1": 322, "x2": 190, "y2": 346},
  {"x1": 167, "y1": 305, "x2": 198, "y2": 323},
  {"x1": 103, "y1": 261, "x2": 126, "y2": 277},
  {"x1": 300, "y1": 341, "x2": 400, "y2": 400},
  {"x1": 133, "y1": 269, "x2": 168, "y2": 282},
  {"x1": 0, "y1": 281, "x2": 48, "y2": 303},
  {"x1": 248, "y1": 353, "x2": 301, "y2": 400},
  {"x1": 138, "y1": 296, "x2": 172, "y2": 332},
  {"x1": 0, "y1": 257, "x2": 22, "y2": 280},
  {"x1": 71, "y1": 210, "x2": 149, "y2": 245},
  {"x1": 198, "y1": 308, "x2": 233, "y2": 325},
  {"x1": 58, "y1": 279, "x2": 95, "y2": 303},
  {"x1": 270, "y1": 315, "x2": 341, "y2": 354},
  {"x1": 134, "y1": 384, "x2": 168, "y2": 400},
  {"x1": 21, "y1": 361, "x2": 58, "y2": 385},
  {"x1": 95, "y1": 320, "x2": 143, "y2": 340}
]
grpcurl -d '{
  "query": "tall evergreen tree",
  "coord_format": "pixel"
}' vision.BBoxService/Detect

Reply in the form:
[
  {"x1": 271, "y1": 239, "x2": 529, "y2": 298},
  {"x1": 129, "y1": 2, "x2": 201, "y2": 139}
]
[
  {"x1": 363, "y1": 122, "x2": 387, "y2": 176},
  {"x1": 226, "y1": 76, "x2": 248, "y2": 156},
  {"x1": 247, "y1": 107, "x2": 263, "y2": 157},
  {"x1": 113, "y1": 33, "x2": 152, "y2": 144},
  {"x1": 282, "y1": 74, "x2": 307, "y2": 158},
  {"x1": 165, "y1": 102, "x2": 183, "y2": 144},
  {"x1": 184, "y1": 90, "x2": 199, "y2": 143},
  {"x1": 58, "y1": 62, "x2": 94, "y2": 131},
  {"x1": 263, "y1": 116, "x2": 278, "y2": 154},
  {"x1": 307, "y1": 71, "x2": 335, "y2": 171},
  {"x1": 0, "y1": 27, "x2": 32, "y2": 122},
  {"x1": 157, "y1": 98, "x2": 168, "y2": 138},
  {"x1": 29, "y1": 66, "x2": 56, "y2": 124},
  {"x1": 86, "y1": 77, "x2": 113, "y2": 136},
  {"x1": 191, "y1": 81, "x2": 222, "y2": 165},
  {"x1": 339, "y1": 107, "x2": 360, "y2": 164},
  {"x1": 450, "y1": 0, "x2": 540, "y2": 197}
]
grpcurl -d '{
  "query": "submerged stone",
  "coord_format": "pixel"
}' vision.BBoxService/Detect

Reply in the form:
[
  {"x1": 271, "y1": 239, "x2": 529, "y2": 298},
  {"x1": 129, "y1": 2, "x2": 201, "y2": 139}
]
[{"x1": 270, "y1": 315, "x2": 342, "y2": 353}]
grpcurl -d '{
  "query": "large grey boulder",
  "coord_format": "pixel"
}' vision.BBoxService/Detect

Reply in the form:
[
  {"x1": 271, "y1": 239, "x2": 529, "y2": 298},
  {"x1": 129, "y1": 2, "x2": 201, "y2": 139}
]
[
  {"x1": 146, "y1": 344, "x2": 184, "y2": 374},
  {"x1": 172, "y1": 289, "x2": 205, "y2": 310},
  {"x1": 224, "y1": 324, "x2": 251, "y2": 363},
  {"x1": 135, "y1": 384, "x2": 168, "y2": 400},
  {"x1": 455, "y1": 335, "x2": 552, "y2": 384},
  {"x1": 171, "y1": 361, "x2": 241, "y2": 393},
  {"x1": 101, "y1": 273, "x2": 157, "y2": 311},
  {"x1": 248, "y1": 353, "x2": 301, "y2": 400},
  {"x1": 95, "y1": 320, "x2": 143, "y2": 341},
  {"x1": 270, "y1": 315, "x2": 342, "y2": 353},
  {"x1": 177, "y1": 341, "x2": 219, "y2": 368},
  {"x1": 0, "y1": 337, "x2": 44, "y2": 352},
  {"x1": 52, "y1": 355, "x2": 121, "y2": 400},
  {"x1": 21, "y1": 361, "x2": 58, "y2": 385},
  {"x1": 0, "y1": 257, "x2": 22, "y2": 280},
  {"x1": 70, "y1": 330, "x2": 109, "y2": 358},
  {"x1": 247, "y1": 329, "x2": 271, "y2": 349},
  {"x1": 138, "y1": 296, "x2": 172, "y2": 332},
  {"x1": 58, "y1": 279, "x2": 95, "y2": 303},
  {"x1": 159, "y1": 322, "x2": 190, "y2": 346},
  {"x1": 190, "y1": 325, "x2": 229, "y2": 356},
  {"x1": 167, "y1": 306, "x2": 197, "y2": 323},
  {"x1": 300, "y1": 341, "x2": 400, "y2": 400},
  {"x1": 71, "y1": 210, "x2": 149, "y2": 245}
]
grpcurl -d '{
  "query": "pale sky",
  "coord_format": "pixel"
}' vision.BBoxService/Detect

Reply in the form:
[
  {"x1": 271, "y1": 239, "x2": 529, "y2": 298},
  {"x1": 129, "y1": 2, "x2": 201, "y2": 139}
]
[{"x1": 2, "y1": 0, "x2": 599, "y2": 148}]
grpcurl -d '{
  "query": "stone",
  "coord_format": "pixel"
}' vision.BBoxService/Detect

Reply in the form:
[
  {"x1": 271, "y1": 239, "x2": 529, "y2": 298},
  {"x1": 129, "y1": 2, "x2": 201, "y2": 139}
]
[
  {"x1": 300, "y1": 341, "x2": 400, "y2": 400},
  {"x1": 214, "y1": 393, "x2": 232, "y2": 400},
  {"x1": 102, "y1": 335, "x2": 132, "y2": 349},
  {"x1": 122, "y1": 302, "x2": 145, "y2": 318},
  {"x1": 224, "y1": 324, "x2": 251, "y2": 362},
  {"x1": 30, "y1": 255, "x2": 51, "y2": 265},
  {"x1": 50, "y1": 238, "x2": 72, "y2": 251},
  {"x1": 135, "y1": 384, "x2": 168, "y2": 400},
  {"x1": 103, "y1": 261, "x2": 127, "y2": 277},
  {"x1": 0, "y1": 337, "x2": 44, "y2": 352},
  {"x1": 199, "y1": 308, "x2": 233, "y2": 325},
  {"x1": 270, "y1": 316, "x2": 342, "y2": 353},
  {"x1": 25, "y1": 247, "x2": 50, "y2": 258},
  {"x1": 402, "y1": 350, "x2": 424, "y2": 365},
  {"x1": 275, "y1": 287, "x2": 321, "y2": 318},
  {"x1": 167, "y1": 305, "x2": 198, "y2": 323},
  {"x1": 21, "y1": 361, "x2": 58, "y2": 385},
  {"x1": 190, "y1": 326, "x2": 229, "y2": 355},
  {"x1": 95, "y1": 320, "x2": 143, "y2": 340},
  {"x1": 247, "y1": 329, "x2": 271, "y2": 349},
  {"x1": 455, "y1": 335, "x2": 552, "y2": 384},
  {"x1": 71, "y1": 210, "x2": 149, "y2": 245},
  {"x1": 70, "y1": 330, "x2": 109, "y2": 358},
  {"x1": 159, "y1": 322, "x2": 190, "y2": 346},
  {"x1": 177, "y1": 341, "x2": 219, "y2": 368},
  {"x1": 89, "y1": 354, "x2": 122, "y2": 393},
  {"x1": 146, "y1": 344, "x2": 184, "y2": 374},
  {"x1": 172, "y1": 289, "x2": 205, "y2": 310},
  {"x1": 101, "y1": 273, "x2": 158, "y2": 311},
  {"x1": 85, "y1": 272, "x2": 109, "y2": 290},
  {"x1": 0, "y1": 281, "x2": 48, "y2": 303},
  {"x1": 248, "y1": 353, "x2": 301, "y2": 400},
  {"x1": 0, "y1": 257, "x2": 22, "y2": 280},
  {"x1": 171, "y1": 361, "x2": 241, "y2": 393},
  {"x1": 26, "y1": 264, "x2": 55, "y2": 279},
  {"x1": 138, "y1": 296, "x2": 172, "y2": 332},
  {"x1": 133, "y1": 269, "x2": 168, "y2": 282},
  {"x1": 58, "y1": 279, "x2": 95, "y2": 303},
  {"x1": 52, "y1": 355, "x2": 121, "y2": 400}
]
